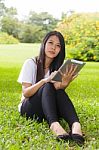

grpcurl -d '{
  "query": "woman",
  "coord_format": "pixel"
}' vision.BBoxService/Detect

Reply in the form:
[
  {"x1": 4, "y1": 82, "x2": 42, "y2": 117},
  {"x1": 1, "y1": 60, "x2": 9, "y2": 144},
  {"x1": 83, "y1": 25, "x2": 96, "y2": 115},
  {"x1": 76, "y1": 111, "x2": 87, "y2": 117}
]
[{"x1": 17, "y1": 31, "x2": 84, "y2": 145}]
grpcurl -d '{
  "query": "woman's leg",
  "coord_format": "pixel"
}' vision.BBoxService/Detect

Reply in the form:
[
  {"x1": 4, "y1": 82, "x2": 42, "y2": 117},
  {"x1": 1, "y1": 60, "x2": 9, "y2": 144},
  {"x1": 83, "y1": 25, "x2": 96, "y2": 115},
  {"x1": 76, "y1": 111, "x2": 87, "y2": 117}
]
[
  {"x1": 56, "y1": 89, "x2": 83, "y2": 134},
  {"x1": 21, "y1": 83, "x2": 68, "y2": 136},
  {"x1": 21, "y1": 85, "x2": 45, "y2": 121},
  {"x1": 56, "y1": 89, "x2": 85, "y2": 145},
  {"x1": 41, "y1": 83, "x2": 58, "y2": 125},
  {"x1": 56, "y1": 89, "x2": 79, "y2": 126},
  {"x1": 41, "y1": 83, "x2": 69, "y2": 136}
]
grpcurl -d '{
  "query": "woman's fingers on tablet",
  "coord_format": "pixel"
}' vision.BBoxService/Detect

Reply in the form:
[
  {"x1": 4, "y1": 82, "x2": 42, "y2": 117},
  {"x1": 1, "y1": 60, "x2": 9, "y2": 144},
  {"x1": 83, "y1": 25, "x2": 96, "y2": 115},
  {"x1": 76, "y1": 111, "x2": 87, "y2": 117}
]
[
  {"x1": 66, "y1": 64, "x2": 69, "y2": 74},
  {"x1": 51, "y1": 71, "x2": 57, "y2": 78},
  {"x1": 72, "y1": 73, "x2": 78, "y2": 80},
  {"x1": 59, "y1": 70, "x2": 64, "y2": 76},
  {"x1": 68, "y1": 64, "x2": 77, "y2": 75},
  {"x1": 60, "y1": 64, "x2": 78, "y2": 78}
]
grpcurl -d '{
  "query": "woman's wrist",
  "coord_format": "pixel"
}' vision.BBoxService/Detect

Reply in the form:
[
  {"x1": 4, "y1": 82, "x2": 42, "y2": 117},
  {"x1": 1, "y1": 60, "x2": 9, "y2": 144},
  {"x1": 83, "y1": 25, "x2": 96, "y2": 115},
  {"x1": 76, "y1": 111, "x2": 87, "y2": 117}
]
[
  {"x1": 60, "y1": 82, "x2": 69, "y2": 89},
  {"x1": 41, "y1": 79, "x2": 47, "y2": 84}
]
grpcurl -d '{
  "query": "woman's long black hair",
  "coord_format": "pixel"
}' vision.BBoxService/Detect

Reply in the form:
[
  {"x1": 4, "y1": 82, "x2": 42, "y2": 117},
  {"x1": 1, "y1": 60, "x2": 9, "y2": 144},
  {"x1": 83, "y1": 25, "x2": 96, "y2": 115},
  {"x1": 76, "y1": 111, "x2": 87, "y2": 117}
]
[{"x1": 36, "y1": 31, "x2": 65, "y2": 82}]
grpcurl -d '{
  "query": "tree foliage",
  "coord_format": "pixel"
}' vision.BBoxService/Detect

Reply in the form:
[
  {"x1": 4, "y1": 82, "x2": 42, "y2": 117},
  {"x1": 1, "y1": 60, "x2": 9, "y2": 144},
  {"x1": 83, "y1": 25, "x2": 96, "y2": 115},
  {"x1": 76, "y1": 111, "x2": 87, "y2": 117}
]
[
  {"x1": 56, "y1": 12, "x2": 99, "y2": 61},
  {"x1": 0, "y1": 9, "x2": 58, "y2": 43},
  {"x1": 0, "y1": 0, "x2": 6, "y2": 17},
  {"x1": 1, "y1": 16, "x2": 20, "y2": 38},
  {"x1": 25, "y1": 11, "x2": 58, "y2": 42}
]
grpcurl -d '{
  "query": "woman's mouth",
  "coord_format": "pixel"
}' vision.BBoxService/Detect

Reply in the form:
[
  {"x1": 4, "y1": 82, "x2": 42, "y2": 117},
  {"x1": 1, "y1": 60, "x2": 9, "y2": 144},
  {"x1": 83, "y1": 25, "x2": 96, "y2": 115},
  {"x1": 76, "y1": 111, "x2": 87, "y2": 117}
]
[{"x1": 48, "y1": 51, "x2": 55, "y2": 55}]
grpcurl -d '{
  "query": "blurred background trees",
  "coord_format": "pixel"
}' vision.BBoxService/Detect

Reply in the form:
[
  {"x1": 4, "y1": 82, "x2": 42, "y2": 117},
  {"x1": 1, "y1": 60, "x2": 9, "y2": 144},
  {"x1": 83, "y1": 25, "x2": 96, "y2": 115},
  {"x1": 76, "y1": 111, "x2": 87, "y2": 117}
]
[
  {"x1": 0, "y1": 0, "x2": 58, "y2": 43},
  {"x1": 0, "y1": 0, "x2": 99, "y2": 61}
]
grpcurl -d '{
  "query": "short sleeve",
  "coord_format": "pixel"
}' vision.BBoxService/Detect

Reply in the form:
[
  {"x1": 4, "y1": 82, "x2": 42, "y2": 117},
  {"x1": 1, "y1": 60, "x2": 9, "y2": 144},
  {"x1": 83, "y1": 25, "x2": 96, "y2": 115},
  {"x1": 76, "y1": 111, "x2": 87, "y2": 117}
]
[{"x1": 17, "y1": 58, "x2": 37, "y2": 85}]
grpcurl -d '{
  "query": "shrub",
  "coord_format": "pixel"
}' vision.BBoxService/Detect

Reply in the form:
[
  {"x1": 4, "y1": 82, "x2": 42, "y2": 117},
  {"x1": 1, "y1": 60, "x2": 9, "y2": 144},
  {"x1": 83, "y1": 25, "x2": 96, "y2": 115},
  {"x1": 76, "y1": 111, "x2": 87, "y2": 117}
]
[
  {"x1": 0, "y1": 32, "x2": 19, "y2": 44},
  {"x1": 67, "y1": 37, "x2": 99, "y2": 61},
  {"x1": 56, "y1": 12, "x2": 99, "y2": 61}
]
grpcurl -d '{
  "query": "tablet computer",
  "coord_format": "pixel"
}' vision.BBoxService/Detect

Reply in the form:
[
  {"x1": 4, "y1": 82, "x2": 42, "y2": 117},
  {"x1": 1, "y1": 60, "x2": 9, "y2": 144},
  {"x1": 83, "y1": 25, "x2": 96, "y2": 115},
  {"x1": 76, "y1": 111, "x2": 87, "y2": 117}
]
[{"x1": 52, "y1": 59, "x2": 86, "y2": 82}]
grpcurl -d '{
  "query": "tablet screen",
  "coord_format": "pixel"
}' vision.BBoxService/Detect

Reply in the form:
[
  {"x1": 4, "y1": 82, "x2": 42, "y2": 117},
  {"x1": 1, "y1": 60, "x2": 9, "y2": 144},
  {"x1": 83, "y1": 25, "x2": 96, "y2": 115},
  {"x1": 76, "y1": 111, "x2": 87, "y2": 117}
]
[{"x1": 52, "y1": 59, "x2": 86, "y2": 82}]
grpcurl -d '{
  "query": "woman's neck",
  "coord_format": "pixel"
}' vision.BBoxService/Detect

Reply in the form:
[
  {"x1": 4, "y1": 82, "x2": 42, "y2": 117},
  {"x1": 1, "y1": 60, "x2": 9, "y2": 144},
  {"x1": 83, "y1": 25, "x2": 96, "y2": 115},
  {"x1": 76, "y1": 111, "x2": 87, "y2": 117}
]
[{"x1": 44, "y1": 57, "x2": 53, "y2": 69}]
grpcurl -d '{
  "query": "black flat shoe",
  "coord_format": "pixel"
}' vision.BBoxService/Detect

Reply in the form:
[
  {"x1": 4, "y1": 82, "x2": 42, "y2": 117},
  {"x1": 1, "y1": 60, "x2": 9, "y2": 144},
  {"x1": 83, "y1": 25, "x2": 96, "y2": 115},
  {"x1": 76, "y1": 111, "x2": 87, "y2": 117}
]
[
  {"x1": 71, "y1": 133, "x2": 85, "y2": 146},
  {"x1": 57, "y1": 134, "x2": 71, "y2": 141}
]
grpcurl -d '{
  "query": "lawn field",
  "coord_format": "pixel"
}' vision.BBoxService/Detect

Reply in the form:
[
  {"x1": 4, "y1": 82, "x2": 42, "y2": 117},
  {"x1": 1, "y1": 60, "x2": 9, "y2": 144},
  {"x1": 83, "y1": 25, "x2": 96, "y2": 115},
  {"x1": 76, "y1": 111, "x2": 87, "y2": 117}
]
[{"x1": 0, "y1": 43, "x2": 99, "y2": 150}]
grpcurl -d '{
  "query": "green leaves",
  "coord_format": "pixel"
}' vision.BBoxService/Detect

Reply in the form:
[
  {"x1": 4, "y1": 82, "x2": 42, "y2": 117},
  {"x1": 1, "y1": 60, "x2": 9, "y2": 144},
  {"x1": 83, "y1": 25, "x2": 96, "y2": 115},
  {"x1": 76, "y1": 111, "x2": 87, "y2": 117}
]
[{"x1": 56, "y1": 12, "x2": 99, "y2": 61}]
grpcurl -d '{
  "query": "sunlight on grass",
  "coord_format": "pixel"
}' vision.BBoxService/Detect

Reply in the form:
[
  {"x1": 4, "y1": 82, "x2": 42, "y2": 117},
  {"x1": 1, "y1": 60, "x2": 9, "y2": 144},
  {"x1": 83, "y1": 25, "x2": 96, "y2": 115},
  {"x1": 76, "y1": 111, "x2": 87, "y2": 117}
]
[{"x1": 0, "y1": 43, "x2": 40, "y2": 65}]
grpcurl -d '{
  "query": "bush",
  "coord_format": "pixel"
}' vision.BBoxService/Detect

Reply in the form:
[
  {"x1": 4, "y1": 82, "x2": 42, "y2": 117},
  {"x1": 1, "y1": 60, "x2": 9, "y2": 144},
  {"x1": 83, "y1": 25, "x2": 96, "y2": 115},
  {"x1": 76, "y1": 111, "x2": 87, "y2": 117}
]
[
  {"x1": 0, "y1": 32, "x2": 19, "y2": 44},
  {"x1": 67, "y1": 37, "x2": 99, "y2": 61},
  {"x1": 56, "y1": 12, "x2": 99, "y2": 61}
]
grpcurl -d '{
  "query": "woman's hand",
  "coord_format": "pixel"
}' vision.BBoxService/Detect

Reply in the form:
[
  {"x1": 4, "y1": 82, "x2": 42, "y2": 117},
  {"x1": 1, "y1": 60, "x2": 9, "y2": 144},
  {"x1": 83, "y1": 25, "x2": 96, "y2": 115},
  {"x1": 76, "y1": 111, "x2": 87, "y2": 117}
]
[
  {"x1": 53, "y1": 64, "x2": 78, "y2": 90},
  {"x1": 43, "y1": 71, "x2": 58, "y2": 83}
]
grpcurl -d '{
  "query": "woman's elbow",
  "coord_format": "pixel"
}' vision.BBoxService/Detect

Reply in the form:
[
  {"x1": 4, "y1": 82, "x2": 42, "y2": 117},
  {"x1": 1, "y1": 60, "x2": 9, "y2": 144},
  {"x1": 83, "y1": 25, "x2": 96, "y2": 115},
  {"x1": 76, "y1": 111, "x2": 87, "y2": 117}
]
[{"x1": 22, "y1": 89, "x2": 30, "y2": 98}]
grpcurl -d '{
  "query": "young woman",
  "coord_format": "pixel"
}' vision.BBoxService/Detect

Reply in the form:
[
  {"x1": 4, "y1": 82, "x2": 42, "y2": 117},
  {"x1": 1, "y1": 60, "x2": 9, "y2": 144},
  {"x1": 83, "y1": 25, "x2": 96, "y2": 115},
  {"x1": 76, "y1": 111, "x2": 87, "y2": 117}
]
[{"x1": 17, "y1": 31, "x2": 84, "y2": 145}]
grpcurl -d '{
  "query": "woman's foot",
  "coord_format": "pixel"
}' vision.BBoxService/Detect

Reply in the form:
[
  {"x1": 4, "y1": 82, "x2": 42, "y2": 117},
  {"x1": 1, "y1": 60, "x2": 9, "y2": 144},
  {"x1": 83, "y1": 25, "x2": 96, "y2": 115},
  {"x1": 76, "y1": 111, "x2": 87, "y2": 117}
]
[
  {"x1": 72, "y1": 122, "x2": 82, "y2": 135},
  {"x1": 71, "y1": 122, "x2": 84, "y2": 146},
  {"x1": 50, "y1": 121, "x2": 68, "y2": 136},
  {"x1": 50, "y1": 122, "x2": 70, "y2": 141}
]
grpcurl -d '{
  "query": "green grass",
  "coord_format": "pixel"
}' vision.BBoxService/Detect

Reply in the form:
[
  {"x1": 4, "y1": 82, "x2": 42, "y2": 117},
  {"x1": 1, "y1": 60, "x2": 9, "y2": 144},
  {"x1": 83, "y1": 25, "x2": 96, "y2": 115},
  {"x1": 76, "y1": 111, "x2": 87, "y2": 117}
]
[
  {"x1": 0, "y1": 43, "x2": 40, "y2": 66},
  {"x1": 0, "y1": 43, "x2": 99, "y2": 150}
]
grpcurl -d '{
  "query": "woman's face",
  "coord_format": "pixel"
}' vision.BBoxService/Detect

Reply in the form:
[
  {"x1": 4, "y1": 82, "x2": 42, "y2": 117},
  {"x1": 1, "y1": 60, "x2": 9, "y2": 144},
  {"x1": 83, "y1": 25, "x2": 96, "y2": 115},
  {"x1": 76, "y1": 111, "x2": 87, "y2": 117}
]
[{"x1": 45, "y1": 35, "x2": 61, "y2": 59}]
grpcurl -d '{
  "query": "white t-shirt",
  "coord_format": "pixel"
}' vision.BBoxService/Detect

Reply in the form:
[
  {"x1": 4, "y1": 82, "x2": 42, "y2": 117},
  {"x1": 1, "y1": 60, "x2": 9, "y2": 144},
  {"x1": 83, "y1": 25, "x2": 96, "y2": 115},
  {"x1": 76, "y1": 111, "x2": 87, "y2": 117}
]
[
  {"x1": 17, "y1": 58, "x2": 50, "y2": 85},
  {"x1": 17, "y1": 58, "x2": 50, "y2": 112}
]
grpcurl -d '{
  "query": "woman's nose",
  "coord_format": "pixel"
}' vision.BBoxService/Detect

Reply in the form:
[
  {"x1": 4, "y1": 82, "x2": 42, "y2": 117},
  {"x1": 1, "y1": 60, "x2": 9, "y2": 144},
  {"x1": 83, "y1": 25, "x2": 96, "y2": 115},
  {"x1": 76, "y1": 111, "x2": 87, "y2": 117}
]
[{"x1": 52, "y1": 44, "x2": 56, "y2": 50}]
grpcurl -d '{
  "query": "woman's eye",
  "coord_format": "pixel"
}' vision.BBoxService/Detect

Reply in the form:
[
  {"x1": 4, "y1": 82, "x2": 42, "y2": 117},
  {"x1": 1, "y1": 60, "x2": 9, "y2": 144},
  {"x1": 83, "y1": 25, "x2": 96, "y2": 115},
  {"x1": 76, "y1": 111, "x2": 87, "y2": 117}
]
[
  {"x1": 57, "y1": 45, "x2": 61, "y2": 48},
  {"x1": 48, "y1": 41, "x2": 53, "y2": 44}
]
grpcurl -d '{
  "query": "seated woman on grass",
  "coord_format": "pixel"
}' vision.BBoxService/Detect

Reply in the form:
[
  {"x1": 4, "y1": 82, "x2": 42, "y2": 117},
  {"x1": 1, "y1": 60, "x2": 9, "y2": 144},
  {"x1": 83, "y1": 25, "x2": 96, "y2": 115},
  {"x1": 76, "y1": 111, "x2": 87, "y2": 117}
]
[{"x1": 17, "y1": 31, "x2": 84, "y2": 146}]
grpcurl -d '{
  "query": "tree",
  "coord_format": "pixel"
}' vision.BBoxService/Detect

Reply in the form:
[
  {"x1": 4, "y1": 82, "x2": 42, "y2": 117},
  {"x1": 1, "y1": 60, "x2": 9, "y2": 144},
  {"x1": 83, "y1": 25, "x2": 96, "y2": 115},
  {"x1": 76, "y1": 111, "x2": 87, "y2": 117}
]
[
  {"x1": 0, "y1": 0, "x2": 6, "y2": 17},
  {"x1": 0, "y1": 0, "x2": 6, "y2": 29},
  {"x1": 5, "y1": 7, "x2": 17, "y2": 18},
  {"x1": 1, "y1": 16, "x2": 20, "y2": 38},
  {"x1": 1, "y1": 9, "x2": 59, "y2": 43},
  {"x1": 26, "y1": 11, "x2": 59, "y2": 41},
  {"x1": 56, "y1": 12, "x2": 99, "y2": 61},
  {"x1": 1, "y1": 6, "x2": 20, "y2": 38},
  {"x1": 19, "y1": 23, "x2": 43, "y2": 43},
  {"x1": 28, "y1": 11, "x2": 58, "y2": 26}
]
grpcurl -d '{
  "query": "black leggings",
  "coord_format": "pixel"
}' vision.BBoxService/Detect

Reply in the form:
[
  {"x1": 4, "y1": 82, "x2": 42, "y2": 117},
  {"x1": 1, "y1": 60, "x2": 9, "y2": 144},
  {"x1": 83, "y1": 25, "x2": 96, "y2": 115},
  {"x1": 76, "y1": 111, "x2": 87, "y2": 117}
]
[{"x1": 21, "y1": 83, "x2": 79, "y2": 127}]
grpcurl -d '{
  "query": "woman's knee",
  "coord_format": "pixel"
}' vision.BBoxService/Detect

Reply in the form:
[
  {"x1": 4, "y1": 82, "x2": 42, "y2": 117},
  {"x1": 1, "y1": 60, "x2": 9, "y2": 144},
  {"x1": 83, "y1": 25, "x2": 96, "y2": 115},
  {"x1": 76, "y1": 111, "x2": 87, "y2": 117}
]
[
  {"x1": 56, "y1": 89, "x2": 67, "y2": 96},
  {"x1": 42, "y1": 82, "x2": 56, "y2": 99},
  {"x1": 43, "y1": 82, "x2": 55, "y2": 91}
]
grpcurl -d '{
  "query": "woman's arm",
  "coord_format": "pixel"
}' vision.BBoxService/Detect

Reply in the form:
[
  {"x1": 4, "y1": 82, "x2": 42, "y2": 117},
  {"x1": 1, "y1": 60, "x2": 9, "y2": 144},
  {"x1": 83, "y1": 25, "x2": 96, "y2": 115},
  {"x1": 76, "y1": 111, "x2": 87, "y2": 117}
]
[
  {"x1": 22, "y1": 79, "x2": 45, "y2": 98},
  {"x1": 22, "y1": 73, "x2": 55, "y2": 98}
]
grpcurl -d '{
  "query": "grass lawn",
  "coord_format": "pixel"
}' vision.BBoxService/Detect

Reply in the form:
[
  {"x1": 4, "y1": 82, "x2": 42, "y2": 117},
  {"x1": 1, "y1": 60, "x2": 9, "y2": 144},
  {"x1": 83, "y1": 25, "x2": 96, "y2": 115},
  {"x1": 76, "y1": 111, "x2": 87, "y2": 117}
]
[{"x1": 0, "y1": 43, "x2": 99, "y2": 150}]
